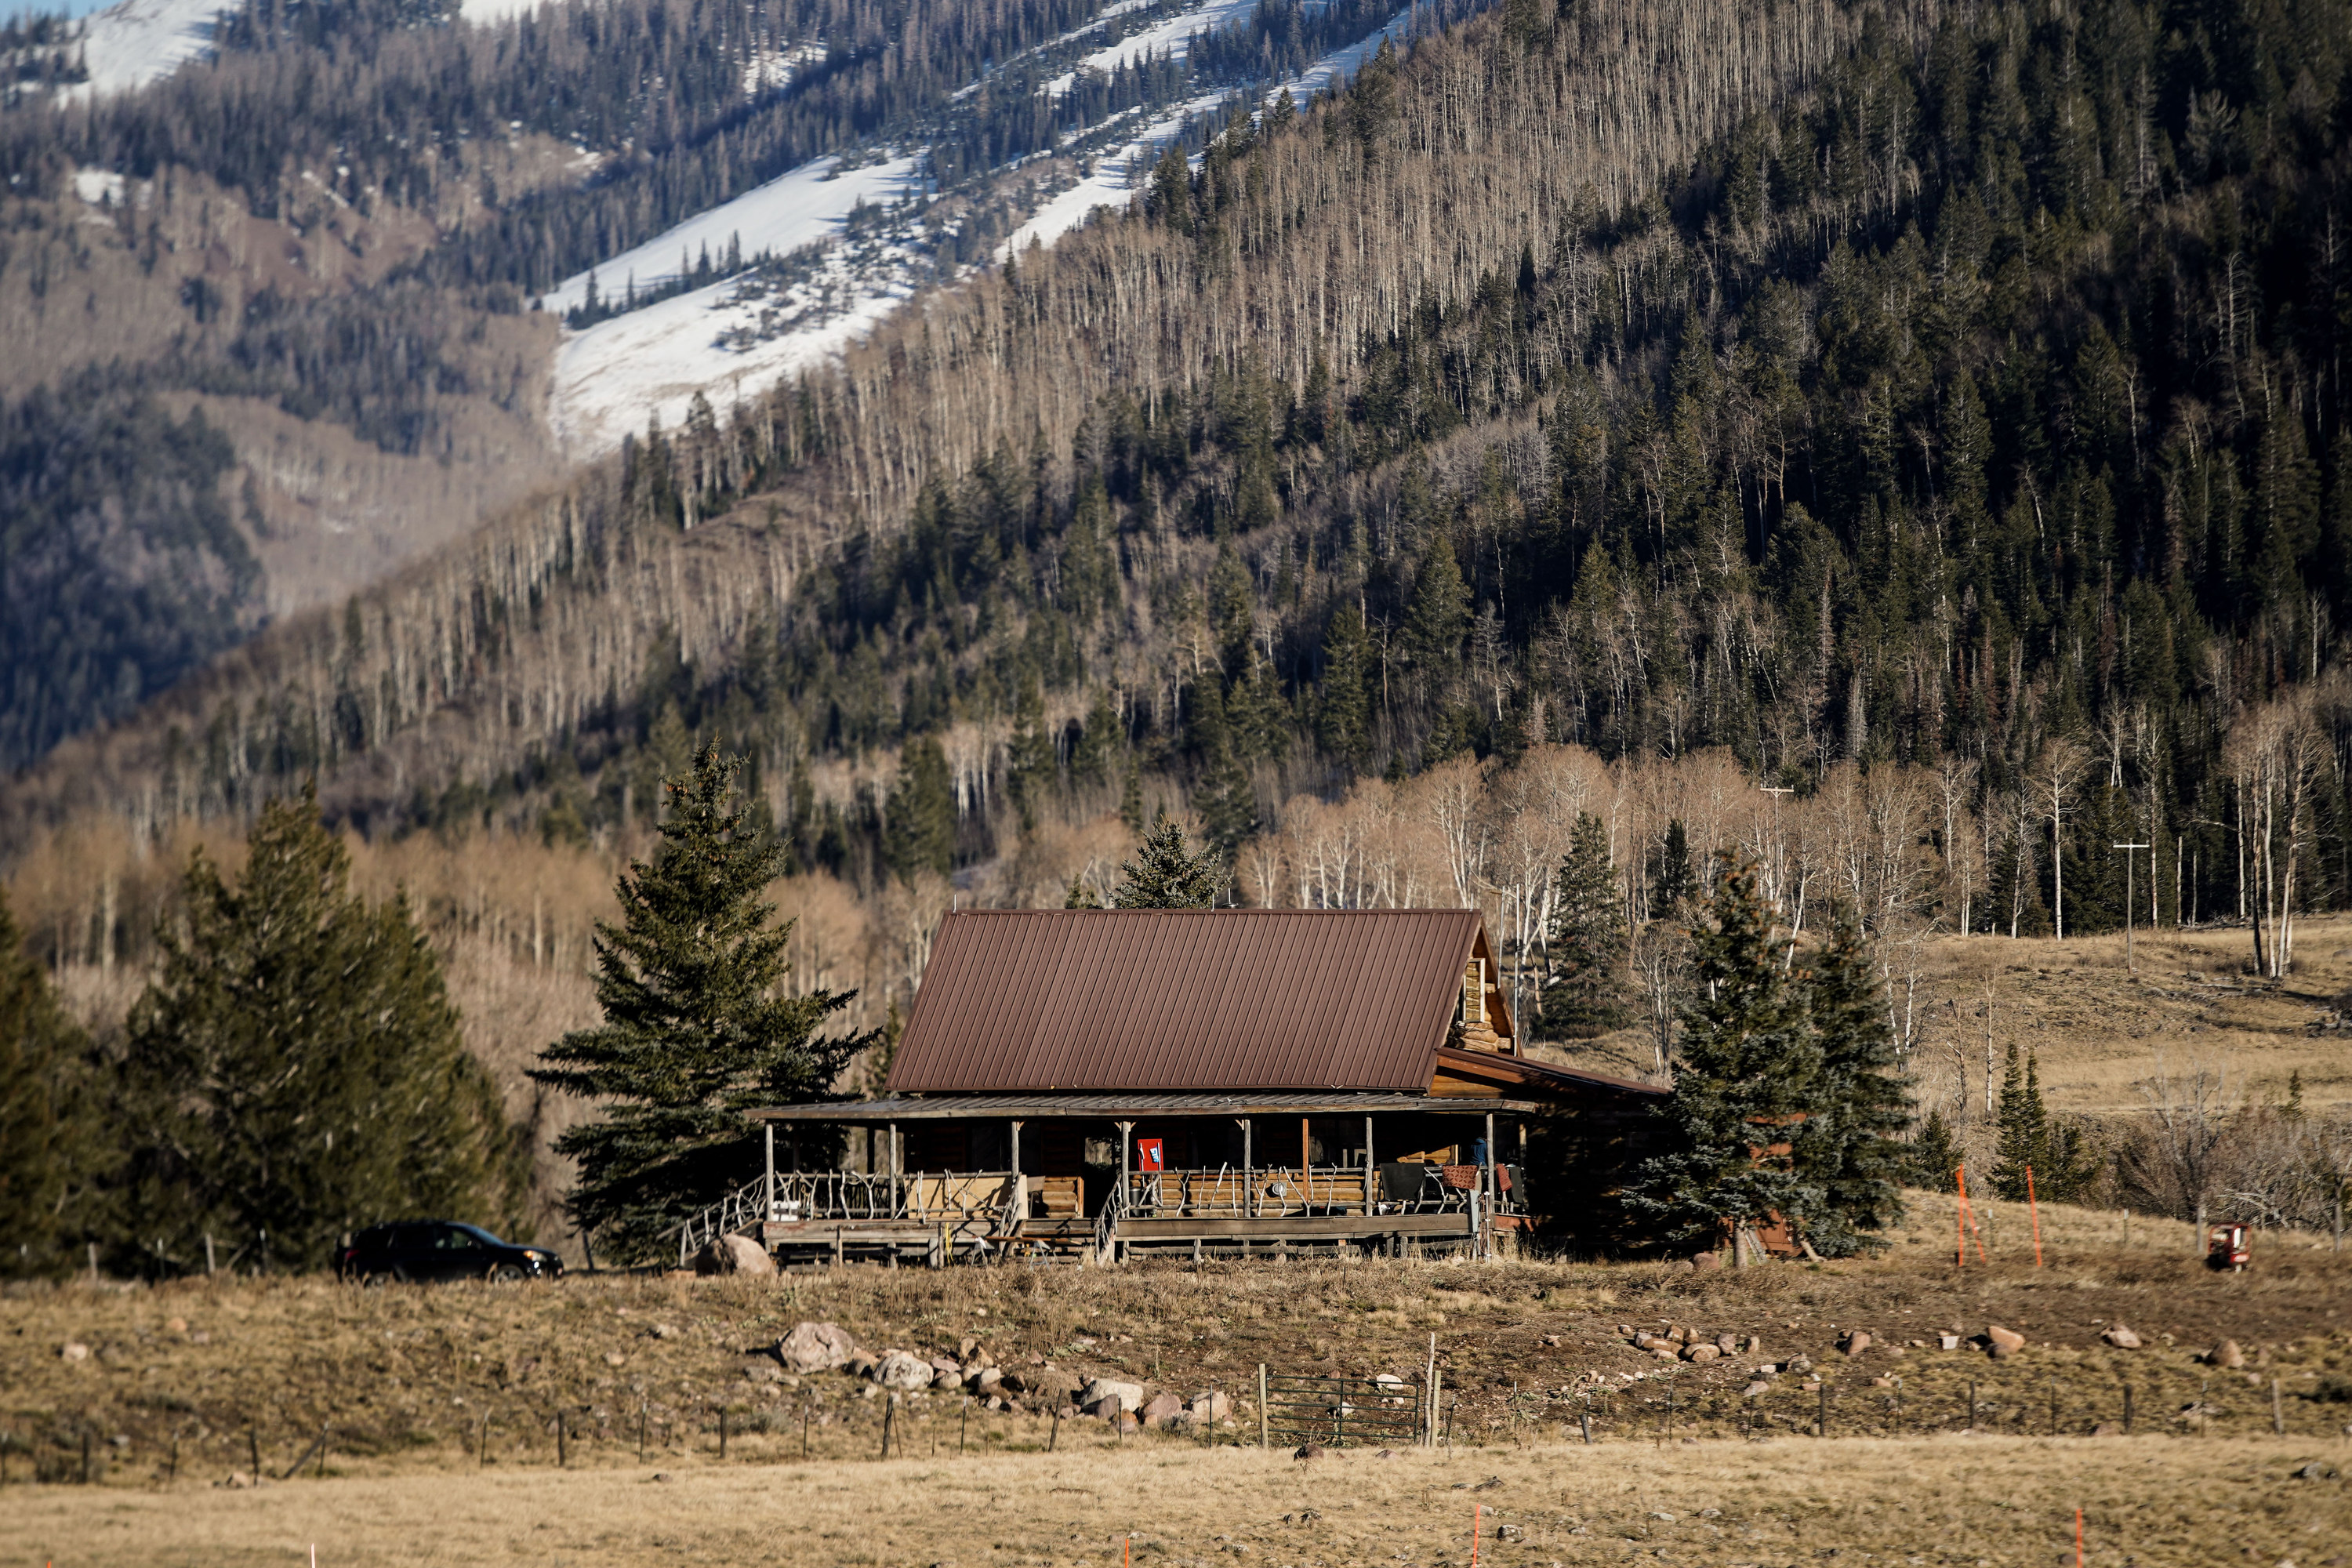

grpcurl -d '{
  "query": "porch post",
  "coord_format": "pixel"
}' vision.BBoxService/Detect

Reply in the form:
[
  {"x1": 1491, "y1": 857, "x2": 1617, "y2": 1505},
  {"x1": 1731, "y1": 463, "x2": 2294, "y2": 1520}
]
[
  {"x1": 1240, "y1": 1119, "x2": 1253, "y2": 1218},
  {"x1": 1010, "y1": 1120, "x2": 1024, "y2": 1221},
  {"x1": 764, "y1": 1122, "x2": 775, "y2": 1225},
  {"x1": 1117, "y1": 1120, "x2": 1134, "y2": 1212},
  {"x1": 1483, "y1": 1110, "x2": 1497, "y2": 1254},
  {"x1": 889, "y1": 1122, "x2": 902, "y2": 1218}
]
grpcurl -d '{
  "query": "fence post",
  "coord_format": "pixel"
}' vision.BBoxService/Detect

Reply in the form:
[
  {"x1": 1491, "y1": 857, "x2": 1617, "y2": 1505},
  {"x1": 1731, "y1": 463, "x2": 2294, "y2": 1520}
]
[{"x1": 1258, "y1": 1365, "x2": 1269, "y2": 1450}]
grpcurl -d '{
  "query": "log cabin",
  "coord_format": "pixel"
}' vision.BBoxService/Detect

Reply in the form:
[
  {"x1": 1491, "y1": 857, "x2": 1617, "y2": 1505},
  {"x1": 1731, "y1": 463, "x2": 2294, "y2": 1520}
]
[{"x1": 710, "y1": 908, "x2": 1664, "y2": 1265}]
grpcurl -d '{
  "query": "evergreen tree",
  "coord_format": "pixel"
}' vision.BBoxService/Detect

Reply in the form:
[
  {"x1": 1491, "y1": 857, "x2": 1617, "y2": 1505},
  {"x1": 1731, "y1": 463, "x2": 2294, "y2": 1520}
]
[
  {"x1": 1626, "y1": 860, "x2": 1822, "y2": 1250},
  {"x1": 1536, "y1": 811, "x2": 1629, "y2": 1038},
  {"x1": 1118, "y1": 766, "x2": 1145, "y2": 833},
  {"x1": 1403, "y1": 532, "x2": 1472, "y2": 674},
  {"x1": 1112, "y1": 807, "x2": 1225, "y2": 907},
  {"x1": 1990, "y1": 1043, "x2": 2096, "y2": 1202},
  {"x1": 1904, "y1": 1106, "x2": 1962, "y2": 1189},
  {"x1": 1005, "y1": 670, "x2": 1054, "y2": 830},
  {"x1": 1648, "y1": 818, "x2": 1697, "y2": 912},
  {"x1": 533, "y1": 744, "x2": 873, "y2": 1261},
  {"x1": 1797, "y1": 903, "x2": 1911, "y2": 1254},
  {"x1": 884, "y1": 735, "x2": 956, "y2": 881},
  {"x1": 0, "y1": 887, "x2": 107, "y2": 1278},
  {"x1": 1071, "y1": 687, "x2": 1120, "y2": 789},
  {"x1": 119, "y1": 785, "x2": 517, "y2": 1274},
  {"x1": 1064, "y1": 873, "x2": 1103, "y2": 909},
  {"x1": 1316, "y1": 601, "x2": 1374, "y2": 765}
]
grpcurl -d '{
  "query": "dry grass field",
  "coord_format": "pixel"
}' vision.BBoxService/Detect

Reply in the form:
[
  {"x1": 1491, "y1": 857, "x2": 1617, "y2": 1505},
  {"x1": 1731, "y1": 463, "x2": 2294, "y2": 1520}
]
[
  {"x1": 4, "y1": 1432, "x2": 2348, "y2": 1568},
  {"x1": 1547, "y1": 916, "x2": 2352, "y2": 1116},
  {"x1": 6, "y1": 1212, "x2": 2352, "y2": 1565}
]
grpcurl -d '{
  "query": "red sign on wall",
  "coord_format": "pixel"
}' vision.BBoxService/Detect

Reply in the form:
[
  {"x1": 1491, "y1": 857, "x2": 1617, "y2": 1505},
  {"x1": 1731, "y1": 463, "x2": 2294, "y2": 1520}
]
[{"x1": 1136, "y1": 1138, "x2": 1164, "y2": 1171}]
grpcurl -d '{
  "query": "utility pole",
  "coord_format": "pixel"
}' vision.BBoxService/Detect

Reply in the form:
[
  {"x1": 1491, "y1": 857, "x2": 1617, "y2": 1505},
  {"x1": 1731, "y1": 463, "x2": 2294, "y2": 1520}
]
[{"x1": 2113, "y1": 840, "x2": 2150, "y2": 973}]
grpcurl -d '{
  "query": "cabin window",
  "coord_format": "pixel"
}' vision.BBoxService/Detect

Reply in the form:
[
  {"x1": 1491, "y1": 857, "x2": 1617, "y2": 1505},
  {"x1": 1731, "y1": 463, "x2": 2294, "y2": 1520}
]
[{"x1": 1461, "y1": 959, "x2": 1486, "y2": 1025}]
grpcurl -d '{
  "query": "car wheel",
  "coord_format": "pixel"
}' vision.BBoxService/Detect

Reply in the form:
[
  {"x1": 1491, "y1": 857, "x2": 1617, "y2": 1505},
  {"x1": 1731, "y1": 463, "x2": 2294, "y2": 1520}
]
[
  {"x1": 490, "y1": 1262, "x2": 528, "y2": 1283},
  {"x1": 360, "y1": 1271, "x2": 389, "y2": 1290},
  {"x1": 390, "y1": 1264, "x2": 413, "y2": 1284}
]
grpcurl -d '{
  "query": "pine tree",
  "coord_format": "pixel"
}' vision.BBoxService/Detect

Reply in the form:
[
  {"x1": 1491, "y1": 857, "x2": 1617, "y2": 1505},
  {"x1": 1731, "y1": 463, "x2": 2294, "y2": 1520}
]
[
  {"x1": 1990, "y1": 1042, "x2": 2042, "y2": 1200},
  {"x1": 1626, "y1": 860, "x2": 1822, "y2": 1250},
  {"x1": 1403, "y1": 532, "x2": 1471, "y2": 674},
  {"x1": 533, "y1": 744, "x2": 873, "y2": 1261},
  {"x1": 0, "y1": 887, "x2": 107, "y2": 1278},
  {"x1": 1112, "y1": 807, "x2": 1225, "y2": 907},
  {"x1": 1904, "y1": 1107, "x2": 1962, "y2": 1189},
  {"x1": 884, "y1": 735, "x2": 955, "y2": 881},
  {"x1": 1991, "y1": 1043, "x2": 2096, "y2": 1202},
  {"x1": 1316, "y1": 601, "x2": 1374, "y2": 765},
  {"x1": 1797, "y1": 903, "x2": 1911, "y2": 1254},
  {"x1": 1648, "y1": 818, "x2": 1697, "y2": 912},
  {"x1": 119, "y1": 785, "x2": 517, "y2": 1274},
  {"x1": 1064, "y1": 873, "x2": 1103, "y2": 909},
  {"x1": 1005, "y1": 670, "x2": 1054, "y2": 832},
  {"x1": 1536, "y1": 811, "x2": 1629, "y2": 1038},
  {"x1": 1071, "y1": 687, "x2": 1120, "y2": 789}
]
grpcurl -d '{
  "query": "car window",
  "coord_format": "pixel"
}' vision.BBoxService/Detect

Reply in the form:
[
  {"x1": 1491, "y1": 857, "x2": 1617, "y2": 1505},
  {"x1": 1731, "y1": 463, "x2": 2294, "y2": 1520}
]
[{"x1": 435, "y1": 1225, "x2": 481, "y2": 1250}]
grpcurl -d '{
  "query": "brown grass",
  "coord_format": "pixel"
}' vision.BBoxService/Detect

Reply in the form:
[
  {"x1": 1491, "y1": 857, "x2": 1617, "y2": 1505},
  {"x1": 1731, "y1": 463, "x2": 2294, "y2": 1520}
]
[{"x1": 4, "y1": 1432, "x2": 2347, "y2": 1566}]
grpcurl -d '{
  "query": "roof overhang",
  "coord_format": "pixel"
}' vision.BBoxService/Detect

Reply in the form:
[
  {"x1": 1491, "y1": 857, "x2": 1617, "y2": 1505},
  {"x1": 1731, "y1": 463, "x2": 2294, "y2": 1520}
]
[{"x1": 748, "y1": 1091, "x2": 1558, "y2": 1123}]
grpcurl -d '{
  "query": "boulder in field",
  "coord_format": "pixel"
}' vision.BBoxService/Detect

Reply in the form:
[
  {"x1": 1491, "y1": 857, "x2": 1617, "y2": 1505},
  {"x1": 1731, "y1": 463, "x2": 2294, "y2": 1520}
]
[
  {"x1": 2100, "y1": 1325, "x2": 2143, "y2": 1349},
  {"x1": 1986, "y1": 1326, "x2": 2026, "y2": 1357},
  {"x1": 776, "y1": 1321, "x2": 861, "y2": 1373},
  {"x1": 1140, "y1": 1392, "x2": 1185, "y2": 1428},
  {"x1": 693, "y1": 1232, "x2": 775, "y2": 1276},
  {"x1": 2206, "y1": 1340, "x2": 2245, "y2": 1368},
  {"x1": 1080, "y1": 1377, "x2": 1146, "y2": 1413},
  {"x1": 1840, "y1": 1331, "x2": 1872, "y2": 1358},
  {"x1": 873, "y1": 1350, "x2": 935, "y2": 1391},
  {"x1": 1682, "y1": 1343, "x2": 1720, "y2": 1363}
]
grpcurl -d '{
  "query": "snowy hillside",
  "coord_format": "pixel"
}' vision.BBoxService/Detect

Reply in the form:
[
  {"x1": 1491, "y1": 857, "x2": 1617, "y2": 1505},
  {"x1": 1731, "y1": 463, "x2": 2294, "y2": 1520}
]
[
  {"x1": 66, "y1": 0, "x2": 230, "y2": 96},
  {"x1": 543, "y1": 0, "x2": 1428, "y2": 457}
]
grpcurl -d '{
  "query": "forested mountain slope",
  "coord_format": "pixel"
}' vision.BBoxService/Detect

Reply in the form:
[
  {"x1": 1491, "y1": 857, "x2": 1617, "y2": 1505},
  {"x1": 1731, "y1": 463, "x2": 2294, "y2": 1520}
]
[
  {"x1": 2, "y1": 0, "x2": 1395, "y2": 769},
  {"x1": 9, "y1": 0, "x2": 2352, "y2": 950}
]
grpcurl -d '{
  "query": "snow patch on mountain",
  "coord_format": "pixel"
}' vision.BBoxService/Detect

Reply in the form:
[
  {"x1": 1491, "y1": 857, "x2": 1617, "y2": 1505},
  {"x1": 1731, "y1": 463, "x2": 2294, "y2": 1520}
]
[
  {"x1": 540, "y1": 153, "x2": 920, "y2": 318},
  {"x1": 456, "y1": 0, "x2": 554, "y2": 22},
  {"x1": 64, "y1": 0, "x2": 229, "y2": 96},
  {"x1": 544, "y1": 153, "x2": 924, "y2": 454}
]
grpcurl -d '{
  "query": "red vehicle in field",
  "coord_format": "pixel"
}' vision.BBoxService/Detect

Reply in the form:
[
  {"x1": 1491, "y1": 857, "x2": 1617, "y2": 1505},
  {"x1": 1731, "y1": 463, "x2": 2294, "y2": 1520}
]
[{"x1": 2206, "y1": 1223, "x2": 2250, "y2": 1272}]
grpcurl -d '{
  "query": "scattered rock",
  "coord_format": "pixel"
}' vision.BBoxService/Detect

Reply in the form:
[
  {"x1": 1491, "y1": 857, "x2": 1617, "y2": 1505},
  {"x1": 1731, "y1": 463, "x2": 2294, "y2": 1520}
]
[
  {"x1": 603, "y1": 1350, "x2": 627, "y2": 1367},
  {"x1": 647, "y1": 1323, "x2": 680, "y2": 1341},
  {"x1": 692, "y1": 1232, "x2": 775, "y2": 1276},
  {"x1": 872, "y1": 1350, "x2": 935, "y2": 1392},
  {"x1": 1472, "y1": 1475, "x2": 1503, "y2": 1492},
  {"x1": 2208, "y1": 1340, "x2": 2247, "y2": 1369},
  {"x1": 1497, "y1": 1524, "x2": 1526, "y2": 1542},
  {"x1": 1788, "y1": 1356, "x2": 1814, "y2": 1374},
  {"x1": 1140, "y1": 1392, "x2": 1185, "y2": 1428},
  {"x1": 1283, "y1": 1509, "x2": 1323, "y2": 1524},
  {"x1": 739, "y1": 1356, "x2": 784, "y2": 1384},
  {"x1": 1190, "y1": 1390, "x2": 1234, "y2": 1423},
  {"x1": 165, "y1": 1317, "x2": 187, "y2": 1334},
  {"x1": 60, "y1": 1342, "x2": 89, "y2": 1362},
  {"x1": 776, "y1": 1321, "x2": 860, "y2": 1373},
  {"x1": 1683, "y1": 1343, "x2": 1721, "y2": 1364},
  {"x1": 1715, "y1": 1334, "x2": 1740, "y2": 1355},
  {"x1": 1744, "y1": 1380, "x2": 1772, "y2": 1397},
  {"x1": 2101, "y1": 1325, "x2": 2143, "y2": 1349},
  {"x1": 1539, "y1": 1332, "x2": 1562, "y2": 1346},
  {"x1": 1080, "y1": 1377, "x2": 1146, "y2": 1414},
  {"x1": 1840, "y1": 1331, "x2": 1873, "y2": 1358},
  {"x1": 1986, "y1": 1326, "x2": 2026, "y2": 1358},
  {"x1": 2294, "y1": 1461, "x2": 2339, "y2": 1480},
  {"x1": 1632, "y1": 1331, "x2": 1675, "y2": 1352}
]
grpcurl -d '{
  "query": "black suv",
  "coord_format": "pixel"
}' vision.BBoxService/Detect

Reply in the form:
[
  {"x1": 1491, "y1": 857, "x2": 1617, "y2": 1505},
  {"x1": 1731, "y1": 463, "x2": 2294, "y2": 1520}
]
[{"x1": 336, "y1": 1221, "x2": 563, "y2": 1284}]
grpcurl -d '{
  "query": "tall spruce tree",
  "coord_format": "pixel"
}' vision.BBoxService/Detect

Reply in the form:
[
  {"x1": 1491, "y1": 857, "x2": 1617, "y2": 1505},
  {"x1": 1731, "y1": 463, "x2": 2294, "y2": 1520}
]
[
  {"x1": 884, "y1": 735, "x2": 956, "y2": 881},
  {"x1": 1536, "y1": 811, "x2": 1630, "y2": 1038},
  {"x1": 0, "y1": 887, "x2": 107, "y2": 1277},
  {"x1": 1796, "y1": 903, "x2": 1911, "y2": 1254},
  {"x1": 118, "y1": 786, "x2": 517, "y2": 1274},
  {"x1": 535, "y1": 744, "x2": 873, "y2": 1260},
  {"x1": 1112, "y1": 808, "x2": 1225, "y2": 907},
  {"x1": 1316, "y1": 602, "x2": 1374, "y2": 766},
  {"x1": 1991, "y1": 1043, "x2": 2096, "y2": 1202},
  {"x1": 1403, "y1": 533, "x2": 1472, "y2": 674},
  {"x1": 1626, "y1": 859, "x2": 1822, "y2": 1250}
]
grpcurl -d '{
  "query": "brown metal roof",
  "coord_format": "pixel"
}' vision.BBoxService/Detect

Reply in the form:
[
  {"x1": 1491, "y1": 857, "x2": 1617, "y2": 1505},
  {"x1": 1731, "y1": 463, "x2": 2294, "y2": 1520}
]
[
  {"x1": 885, "y1": 909, "x2": 1488, "y2": 1094},
  {"x1": 750, "y1": 1091, "x2": 1555, "y2": 1122}
]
